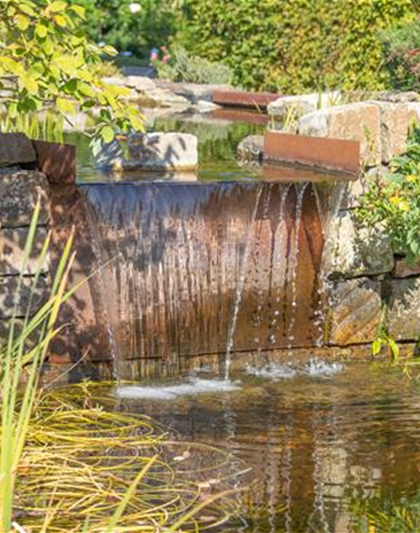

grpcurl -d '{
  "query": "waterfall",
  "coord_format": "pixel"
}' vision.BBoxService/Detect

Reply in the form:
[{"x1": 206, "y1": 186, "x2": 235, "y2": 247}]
[{"x1": 51, "y1": 180, "x2": 333, "y2": 379}]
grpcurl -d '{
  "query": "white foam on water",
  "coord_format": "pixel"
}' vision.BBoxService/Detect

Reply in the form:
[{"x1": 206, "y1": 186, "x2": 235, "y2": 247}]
[
  {"x1": 246, "y1": 359, "x2": 345, "y2": 381},
  {"x1": 302, "y1": 359, "x2": 345, "y2": 377},
  {"x1": 246, "y1": 363, "x2": 297, "y2": 381},
  {"x1": 115, "y1": 377, "x2": 241, "y2": 400}
]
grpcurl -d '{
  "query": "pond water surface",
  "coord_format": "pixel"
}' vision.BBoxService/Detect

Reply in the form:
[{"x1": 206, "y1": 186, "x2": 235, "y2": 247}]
[{"x1": 98, "y1": 361, "x2": 420, "y2": 533}]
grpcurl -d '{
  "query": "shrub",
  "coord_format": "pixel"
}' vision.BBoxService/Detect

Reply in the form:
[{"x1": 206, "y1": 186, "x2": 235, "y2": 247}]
[
  {"x1": 154, "y1": 46, "x2": 233, "y2": 85},
  {"x1": 358, "y1": 127, "x2": 420, "y2": 264},
  {"x1": 179, "y1": 0, "x2": 413, "y2": 93},
  {"x1": 381, "y1": 17, "x2": 420, "y2": 91}
]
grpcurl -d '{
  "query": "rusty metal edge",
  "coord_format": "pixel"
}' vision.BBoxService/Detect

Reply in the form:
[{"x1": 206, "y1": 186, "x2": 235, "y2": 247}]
[{"x1": 263, "y1": 132, "x2": 361, "y2": 175}]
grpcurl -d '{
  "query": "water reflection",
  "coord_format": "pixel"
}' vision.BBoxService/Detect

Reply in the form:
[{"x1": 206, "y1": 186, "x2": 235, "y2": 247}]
[{"x1": 107, "y1": 362, "x2": 420, "y2": 533}]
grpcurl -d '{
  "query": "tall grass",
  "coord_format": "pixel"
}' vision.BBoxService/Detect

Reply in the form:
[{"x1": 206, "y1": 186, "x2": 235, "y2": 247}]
[{"x1": 0, "y1": 202, "x2": 76, "y2": 532}]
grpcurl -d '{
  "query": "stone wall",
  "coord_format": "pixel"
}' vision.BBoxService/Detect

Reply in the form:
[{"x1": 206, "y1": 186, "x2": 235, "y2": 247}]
[
  {"x1": 265, "y1": 93, "x2": 420, "y2": 352},
  {"x1": 0, "y1": 133, "x2": 52, "y2": 343}
]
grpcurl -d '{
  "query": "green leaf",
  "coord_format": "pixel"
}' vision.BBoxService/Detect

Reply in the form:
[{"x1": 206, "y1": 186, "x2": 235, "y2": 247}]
[
  {"x1": 372, "y1": 339, "x2": 382, "y2": 356},
  {"x1": 49, "y1": 1, "x2": 67, "y2": 13},
  {"x1": 35, "y1": 24, "x2": 48, "y2": 38},
  {"x1": 15, "y1": 14, "x2": 30, "y2": 30},
  {"x1": 56, "y1": 97, "x2": 76, "y2": 115},
  {"x1": 100, "y1": 126, "x2": 115, "y2": 144},
  {"x1": 70, "y1": 5, "x2": 85, "y2": 18}
]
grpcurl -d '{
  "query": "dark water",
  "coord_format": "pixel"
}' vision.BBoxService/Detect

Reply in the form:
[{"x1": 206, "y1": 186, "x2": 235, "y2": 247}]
[{"x1": 107, "y1": 361, "x2": 420, "y2": 533}]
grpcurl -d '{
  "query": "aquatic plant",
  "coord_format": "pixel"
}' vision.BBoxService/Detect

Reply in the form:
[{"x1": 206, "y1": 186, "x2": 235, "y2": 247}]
[{"x1": 13, "y1": 384, "x2": 241, "y2": 533}]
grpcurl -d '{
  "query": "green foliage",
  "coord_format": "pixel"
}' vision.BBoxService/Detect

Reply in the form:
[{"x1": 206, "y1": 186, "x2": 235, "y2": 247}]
[
  {"x1": 358, "y1": 127, "x2": 420, "y2": 264},
  {"x1": 69, "y1": 0, "x2": 181, "y2": 60},
  {"x1": 381, "y1": 18, "x2": 420, "y2": 91},
  {"x1": 179, "y1": 0, "x2": 413, "y2": 93},
  {"x1": 154, "y1": 46, "x2": 233, "y2": 85},
  {"x1": 0, "y1": 0, "x2": 143, "y2": 146}
]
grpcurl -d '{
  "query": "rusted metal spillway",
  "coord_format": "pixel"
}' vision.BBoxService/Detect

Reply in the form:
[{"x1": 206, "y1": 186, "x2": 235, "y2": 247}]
[{"x1": 50, "y1": 180, "x2": 339, "y2": 378}]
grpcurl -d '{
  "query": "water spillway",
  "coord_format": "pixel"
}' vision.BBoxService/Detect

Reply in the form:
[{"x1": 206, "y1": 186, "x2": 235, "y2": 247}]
[{"x1": 50, "y1": 179, "x2": 335, "y2": 378}]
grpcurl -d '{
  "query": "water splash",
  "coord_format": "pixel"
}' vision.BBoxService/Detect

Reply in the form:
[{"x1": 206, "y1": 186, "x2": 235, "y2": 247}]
[
  {"x1": 246, "y1": 359, "x2": 344, "y2": 381},
  {"x1": 115, "y1": 377, "x2": 240, "y2": 400}
]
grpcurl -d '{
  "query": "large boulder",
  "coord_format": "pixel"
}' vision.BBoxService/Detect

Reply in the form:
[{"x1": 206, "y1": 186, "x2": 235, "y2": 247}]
[
  {"x1": 237, "y1": 135, "x2": 264, "y2": 162},
  {"x1": 97, "y1": 133, "x2": 199, "y2": 172},
  {"x1": 0, "y1": 169, "x2": 50, "y2": 227},
  {"x1": 327, "y1": 278, "x2": 382, "y2": 346},
  {"x1": 322, "y1": 210, "x2": 394, "y2": 279},
  {"x1": 0, "y1": 132, "x2": 36, "y2": 167},
  {"x1": 298, "y1": 102, "x2": 382, "y2": 167},
  {"x1": 385, "y1": 277, "x2": 420, "y2": 341}
]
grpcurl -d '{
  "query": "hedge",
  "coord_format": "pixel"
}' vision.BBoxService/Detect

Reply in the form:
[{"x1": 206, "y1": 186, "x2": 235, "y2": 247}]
[{"x1": 180, "y1": 0, "x2": 414, "y2": 93}]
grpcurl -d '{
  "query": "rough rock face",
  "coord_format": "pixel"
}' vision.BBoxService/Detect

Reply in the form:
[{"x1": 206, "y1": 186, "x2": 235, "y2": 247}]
[
  {"x1": 267, "y1": 92, "x2": 340, "y2": 119},
  {"x1": 127, "y1": 132, "x2": 198, "y2": 170},
  {"x1": 97, "y1": 133, "x2": 199, "y2": 171},
  {"x1": 386, "y1": 277, "x2": 420, "y2": 341},
  {"x1": 322, "y1": 210, "x2": 394, "y2": 279},
  {"x1": 299, "y1": 103, "x2": 382, "y2": 167},
  {"x1": 0, "y1": 276, "x2": 49, "y2": 319},
  {"x1": 0, "y1": 227, "x2": 49, "y2": 276},
  {"x1": 0, "y1": 170, "x2": 50, "y2": 227},
  {"x1": 0, "y1": 132, "x2": 36, "y2": 167},
  {"x1": 237, "y1": 135, "x2": 264, "y2": 162},
  {"x1": 327, "y1": 278, "x2": 382, "y2": 346}
]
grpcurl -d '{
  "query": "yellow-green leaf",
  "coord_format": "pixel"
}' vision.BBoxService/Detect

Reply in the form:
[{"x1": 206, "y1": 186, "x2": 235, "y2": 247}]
[
  {"x1": 101, "y1": 126, "x2": 115, "y2": 144},
  {"x1": 56, "y1": 97, "x2": 76, "y2": 115},
  {"x1": 15, "y1": 14, "x2": 30, "y2": 31},
  {"x1": 54, "y1": 14, "x2": 67, "y2": 27},
  {"x1": 49, "y1": 1, "x2": 67, "y2": 13},
  {"x1": 36, "y1": 24, "x2": 48, "y2": 38}
]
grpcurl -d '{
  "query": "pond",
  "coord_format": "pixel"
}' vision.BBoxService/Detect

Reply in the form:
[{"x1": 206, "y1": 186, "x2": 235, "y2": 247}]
[
  {"x1": 56, "y1": 111, "x2": 420, "y2": 533},
  {"x1": 97, "y1": 360, "x2": 420, "y2": 533}
]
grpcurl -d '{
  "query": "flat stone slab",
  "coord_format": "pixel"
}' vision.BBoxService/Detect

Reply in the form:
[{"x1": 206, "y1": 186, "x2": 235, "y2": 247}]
[
  {"x1": 386, "y1": 277, "x2": 420, "y2": 341},
  {"x1": 213, "y1": 90, "x2": 280, "y2": 109},
  {"x1": 0, "y1": 227, "x2": 49, "y2": 276},
  {"x1": 0, "y1": 169, "x2": 50, "y2": 227},
  {"x1": 328, "y1": 278, "x2": 382, "y2": 346},
  {"x1": 0, "y1": 132, "x2": 36, "y2": 167},
  {"x1": 0, "y1": 276, "x2": 49, "y2": 318}
]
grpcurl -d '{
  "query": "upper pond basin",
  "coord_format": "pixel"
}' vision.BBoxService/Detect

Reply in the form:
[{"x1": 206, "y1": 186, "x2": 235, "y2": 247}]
[{"x1": 62, "y1": 111, "x2": 420, "y2": 532}]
